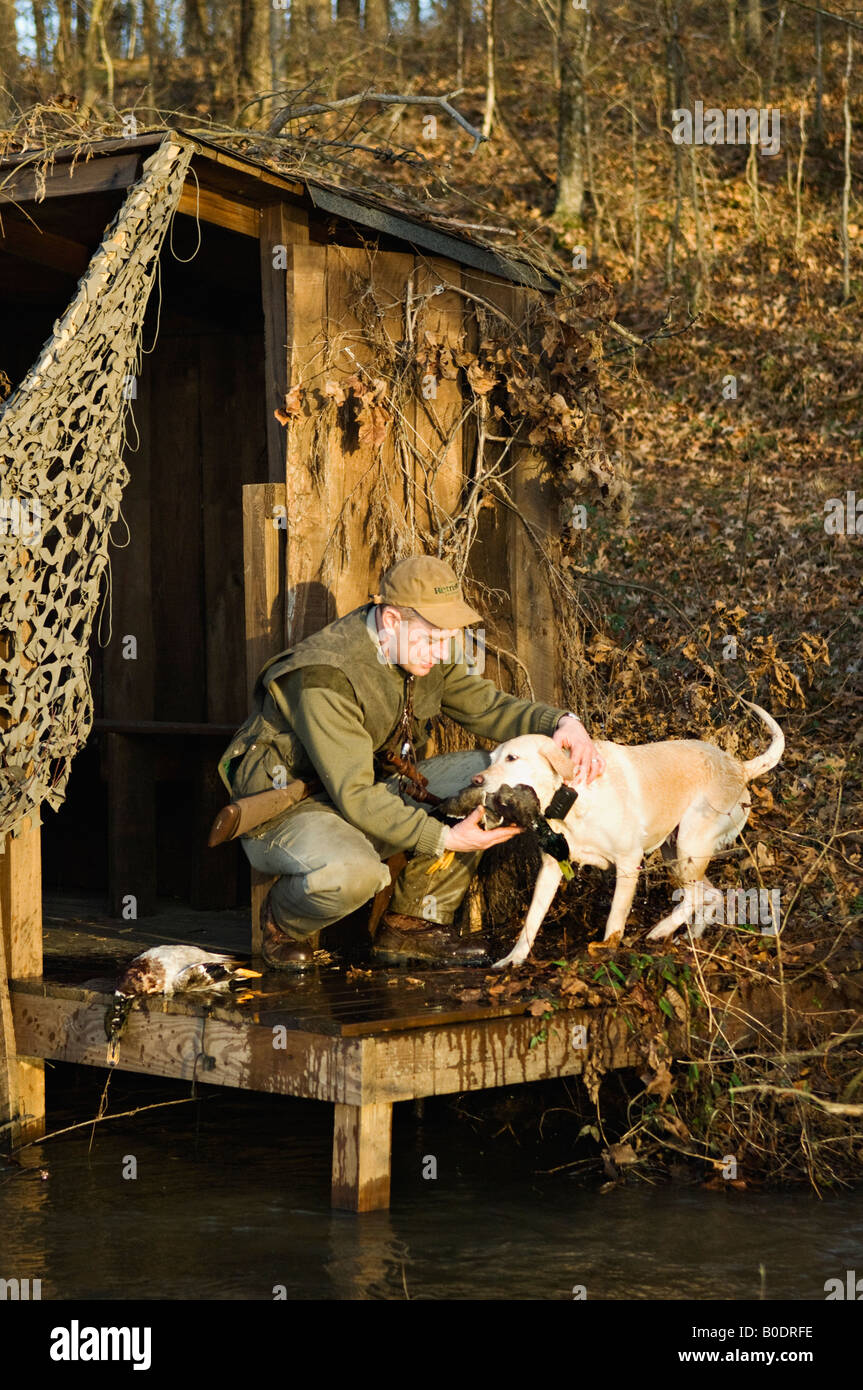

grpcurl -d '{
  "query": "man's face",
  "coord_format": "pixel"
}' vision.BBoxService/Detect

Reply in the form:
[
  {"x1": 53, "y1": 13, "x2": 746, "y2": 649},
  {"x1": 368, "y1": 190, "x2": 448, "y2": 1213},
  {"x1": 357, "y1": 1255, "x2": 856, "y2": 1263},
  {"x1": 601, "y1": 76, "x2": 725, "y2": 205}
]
[{"x1": 379, "y1": 608, "x2": 460, "y2": 676}]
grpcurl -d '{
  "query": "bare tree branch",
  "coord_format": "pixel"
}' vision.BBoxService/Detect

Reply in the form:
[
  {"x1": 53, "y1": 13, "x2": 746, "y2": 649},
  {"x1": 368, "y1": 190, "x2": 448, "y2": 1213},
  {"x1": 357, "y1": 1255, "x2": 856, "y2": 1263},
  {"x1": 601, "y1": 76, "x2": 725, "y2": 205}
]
[{"x1": 266, "y1": 89, "x2": 488, "y2": 152}]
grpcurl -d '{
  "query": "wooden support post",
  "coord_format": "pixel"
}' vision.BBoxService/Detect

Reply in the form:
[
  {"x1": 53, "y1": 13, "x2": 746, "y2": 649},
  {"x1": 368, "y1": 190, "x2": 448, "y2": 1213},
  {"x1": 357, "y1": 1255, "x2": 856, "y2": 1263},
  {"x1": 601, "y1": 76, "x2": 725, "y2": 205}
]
[
  {"x1": 331, "y1": 1101, "x2": 393, "y2": 1212},
  {"x1": 243, "y1": 482, "x2": 287, "y2": 955},
  {"x1": 0, "y1": 885, "x2": 20, "y2": 1146},
  {"x1": 0, "y1": 818, "x2": 45, "y2": 1145},
  {"x1": 106, "y1": 361, "x2": 157, "y2": 919},
  {"x1": 260, "y1": 202, "x2": 308, "y2": 489},
  {"x1": 107, "y1": 733, "x2": 157, "y2": 919},
  {"x1": 510, "y1": 442, "x2": 559, "y2": 704},
  {"x1": 196, "y1": 331, "x2": 262, "y2": 911},
  {"x1": 465, "y1": 276, "x2": 560, "y2": 705}
]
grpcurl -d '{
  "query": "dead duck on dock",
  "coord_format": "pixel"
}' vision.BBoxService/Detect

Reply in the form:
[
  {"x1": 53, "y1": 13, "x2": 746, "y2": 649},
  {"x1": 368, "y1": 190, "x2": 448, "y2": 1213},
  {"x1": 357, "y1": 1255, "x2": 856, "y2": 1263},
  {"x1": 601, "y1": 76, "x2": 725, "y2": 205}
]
[{"x1": 106, "y1": 946, "x2": 262, "y2": 1044}]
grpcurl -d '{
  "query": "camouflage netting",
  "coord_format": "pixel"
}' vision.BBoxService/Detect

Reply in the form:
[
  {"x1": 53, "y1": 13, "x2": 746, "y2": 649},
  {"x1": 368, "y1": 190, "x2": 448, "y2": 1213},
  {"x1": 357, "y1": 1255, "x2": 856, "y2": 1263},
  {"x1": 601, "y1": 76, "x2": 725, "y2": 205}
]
[{"x1": 0, "y1": 136, "x2": 192, "y2": 842}]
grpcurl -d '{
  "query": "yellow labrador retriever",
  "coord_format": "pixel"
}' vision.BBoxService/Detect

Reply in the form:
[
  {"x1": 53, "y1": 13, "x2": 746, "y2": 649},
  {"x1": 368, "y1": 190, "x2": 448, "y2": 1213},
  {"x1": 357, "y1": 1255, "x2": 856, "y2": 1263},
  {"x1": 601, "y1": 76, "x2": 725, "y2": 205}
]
[{"x1": 471, "y1": 700, "x2": 784, "y2": 970}]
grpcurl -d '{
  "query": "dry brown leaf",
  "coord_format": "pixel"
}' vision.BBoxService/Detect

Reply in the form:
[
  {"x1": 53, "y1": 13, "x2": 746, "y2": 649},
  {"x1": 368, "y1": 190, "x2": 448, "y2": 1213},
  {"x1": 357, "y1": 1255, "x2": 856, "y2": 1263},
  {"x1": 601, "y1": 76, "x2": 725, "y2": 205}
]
[
  {"x1": 466, "y1": 361, "x2": 498, "y2": 395},
  {"x1": 323, "y1": 379, "x2": 347, "y2": 405},
  {"x1": 655, "y1": 1112, "x2": 691, "y2": 1141},
  {"x1": 664, "y1": 985, "x2": 688, "y2": 1022},
  {"x1": 274, "y1": 383, "x2": 304, "y2": 424},
  {"x1": 644, "y1": 1060, "x2": 674, "y2": 1104},
  {"x1": 358, "y1": 402, "x2": 391, "y2": 448}
]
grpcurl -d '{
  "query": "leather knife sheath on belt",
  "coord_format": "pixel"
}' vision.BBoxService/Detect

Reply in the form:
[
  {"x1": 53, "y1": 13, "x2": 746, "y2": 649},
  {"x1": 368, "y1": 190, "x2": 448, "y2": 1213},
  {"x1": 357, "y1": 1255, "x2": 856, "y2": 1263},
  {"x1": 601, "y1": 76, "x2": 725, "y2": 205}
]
[
  {"x1": 207, "y1": 779, "x2": 321, "y2": 847},
  {"x1": 207, "y1": 751, "x2": 439, "y2": 849}
]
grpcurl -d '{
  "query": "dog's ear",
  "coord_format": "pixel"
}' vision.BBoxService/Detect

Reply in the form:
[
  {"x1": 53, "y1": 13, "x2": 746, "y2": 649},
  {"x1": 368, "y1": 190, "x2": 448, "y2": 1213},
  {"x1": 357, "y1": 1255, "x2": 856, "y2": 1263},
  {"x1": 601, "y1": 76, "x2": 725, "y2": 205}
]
[{"x1": 539, "y1": 743, "x2": 575, "y2": 782}]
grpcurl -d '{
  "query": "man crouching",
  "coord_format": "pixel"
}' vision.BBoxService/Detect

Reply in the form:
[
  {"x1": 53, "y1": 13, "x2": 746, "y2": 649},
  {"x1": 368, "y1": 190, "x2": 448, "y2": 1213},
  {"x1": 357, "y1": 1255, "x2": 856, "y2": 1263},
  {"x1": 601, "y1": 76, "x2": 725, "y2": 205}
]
[{"x1": 217, "y1": 555, "x2": 604, "y2": 970}]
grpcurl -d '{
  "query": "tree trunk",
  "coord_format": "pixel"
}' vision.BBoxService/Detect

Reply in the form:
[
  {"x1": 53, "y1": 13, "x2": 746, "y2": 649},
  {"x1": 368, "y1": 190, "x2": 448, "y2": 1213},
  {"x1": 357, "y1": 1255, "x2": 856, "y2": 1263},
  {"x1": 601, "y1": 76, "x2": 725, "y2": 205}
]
[
  {"x1": 630, "y1": 97, "x2": 641, "y2": 292},
  {"x1": 305, "y1": 0, "x2": 331, "y2": 30},
  {"x1": 0, "y1": 0, "x2": 19, "y2": 120},
  {"x1": 365, "y1": 0, "x2": 389, "y2": 38},
  {"x1": 81, "y1": 0, "x2": 111, "y2": 113},
  {"x1": 410, "y1": 0, "x2": 420, "y2": 37},
  {"x1": 455, "y1": 0, "x2": 466, "y2": 89},
  {"x1": 337, "y1": 0, "x2": 360, "y2": 24},
  {"x1": 237, "y1": 0, "x2": 273, "y2": 123},
  {"x1": 746, "y1": 0, "x2": 762, "y2": 49},
  {"x1": 55, "y1": 0, "x2": 74, "y2": 79},
  {"x1": 814, "y1": 9, "x2": 824, "y2": 138},
  {"x1": 664, "y1": 1, "x2": 686, "y2": 286},
  {"x1": 841, "y1": 32, "x2": 853, "y2": 302},
  {"x1": 767, "y1": 4, "x2": 786, "y2": 98},
  {"x1": 726, "y1": 0, "x2": 737, "y2": 48},
  {"x1": 184, "y1": 0, "x2": 208, "y2": 53},
  {"x1": 554, "y1": 0, "x2": 586, "y2": 221},
  {"x1": 142, "y1": 0, "x2": 158, "y2": 108},
  {"x1": 32, "y1": 0, "x2": 48, "y2": 69},
  {"x1": 481, "y1": 0, "x2": 495, "y2": 139}
]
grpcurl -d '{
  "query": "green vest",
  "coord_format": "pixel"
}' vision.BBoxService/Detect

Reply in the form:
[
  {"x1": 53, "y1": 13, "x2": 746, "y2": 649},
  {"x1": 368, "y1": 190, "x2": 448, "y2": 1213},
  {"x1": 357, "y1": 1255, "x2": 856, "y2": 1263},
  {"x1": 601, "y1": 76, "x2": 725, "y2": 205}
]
[{"x1": 218, "y1": 605, "x2": 448, "y2": 799}]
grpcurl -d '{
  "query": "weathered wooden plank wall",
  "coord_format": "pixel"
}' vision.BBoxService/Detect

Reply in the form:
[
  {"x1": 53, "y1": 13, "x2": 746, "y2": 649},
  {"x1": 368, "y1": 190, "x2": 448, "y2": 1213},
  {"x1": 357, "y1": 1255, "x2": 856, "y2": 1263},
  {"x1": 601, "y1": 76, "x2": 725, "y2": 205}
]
[{"x1": 279, "y1": 242, "x2": 560, "y2": 704}]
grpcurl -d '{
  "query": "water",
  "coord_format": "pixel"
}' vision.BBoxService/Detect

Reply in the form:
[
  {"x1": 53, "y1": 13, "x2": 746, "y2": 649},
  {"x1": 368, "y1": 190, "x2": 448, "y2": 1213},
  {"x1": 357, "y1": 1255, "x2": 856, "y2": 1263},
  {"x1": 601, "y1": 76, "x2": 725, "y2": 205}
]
[{"x1": 2, "y1": 1070, "x2": 861, "y2": 1300}]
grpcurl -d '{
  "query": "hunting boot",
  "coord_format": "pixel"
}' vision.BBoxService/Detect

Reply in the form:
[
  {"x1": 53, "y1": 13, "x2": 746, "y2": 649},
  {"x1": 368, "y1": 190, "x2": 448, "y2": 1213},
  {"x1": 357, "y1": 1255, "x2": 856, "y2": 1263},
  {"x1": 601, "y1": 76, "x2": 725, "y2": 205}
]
[
  {"x1": 372, "y1": 911, "x2": 492, "y2": 967},
  {"x1": 260, "y1": 889, "x2": 315, "y2": 973},
  {"x1": 373, "y1": 845, "x2": 491, "y2": 966}
]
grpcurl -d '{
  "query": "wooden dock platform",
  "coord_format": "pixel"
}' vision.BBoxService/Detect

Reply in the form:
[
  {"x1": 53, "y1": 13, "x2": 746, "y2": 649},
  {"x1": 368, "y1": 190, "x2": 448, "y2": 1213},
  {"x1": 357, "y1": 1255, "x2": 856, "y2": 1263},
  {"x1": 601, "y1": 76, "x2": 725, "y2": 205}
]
[{"x1": 6, "y1": 890, "x2": 641, "y2": 1211}]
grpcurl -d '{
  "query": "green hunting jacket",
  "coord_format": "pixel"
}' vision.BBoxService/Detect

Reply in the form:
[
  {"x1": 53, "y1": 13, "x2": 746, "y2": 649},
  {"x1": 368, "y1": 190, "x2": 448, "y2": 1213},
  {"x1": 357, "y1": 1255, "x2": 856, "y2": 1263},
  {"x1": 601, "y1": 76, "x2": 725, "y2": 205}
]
[{"x1": 218, "y1": 604, "x2": 568, "y2": 857}]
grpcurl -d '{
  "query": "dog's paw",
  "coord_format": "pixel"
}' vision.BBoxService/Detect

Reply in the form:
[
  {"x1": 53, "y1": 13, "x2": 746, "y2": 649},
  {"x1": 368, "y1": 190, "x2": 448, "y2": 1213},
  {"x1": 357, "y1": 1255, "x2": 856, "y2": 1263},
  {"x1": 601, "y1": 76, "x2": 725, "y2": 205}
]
[
  {"x1": 645, "y1": 923, "x2": 678, "y2": 942},
  {"x1": 491, "y1": 946, "x2": 529, "y2": 972}
]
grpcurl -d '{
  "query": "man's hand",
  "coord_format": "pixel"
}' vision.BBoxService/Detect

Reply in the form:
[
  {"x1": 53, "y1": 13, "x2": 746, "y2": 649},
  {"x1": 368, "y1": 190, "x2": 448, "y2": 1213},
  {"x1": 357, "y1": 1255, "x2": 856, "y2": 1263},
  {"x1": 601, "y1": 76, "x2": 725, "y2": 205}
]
[
  {"x1": 444, "y1": 805, "x2": 524, "y2": 853},
  {"x1": 553, "y1": 714, "x2": 605, "y2": 785}
]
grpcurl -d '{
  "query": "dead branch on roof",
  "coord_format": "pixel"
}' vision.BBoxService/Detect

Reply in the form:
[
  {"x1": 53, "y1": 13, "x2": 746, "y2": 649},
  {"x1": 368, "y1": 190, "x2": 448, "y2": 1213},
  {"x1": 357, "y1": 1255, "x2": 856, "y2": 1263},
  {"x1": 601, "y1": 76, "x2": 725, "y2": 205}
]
[{"x1": 266, "y1": 90, "x2": 488, "y2": 153}]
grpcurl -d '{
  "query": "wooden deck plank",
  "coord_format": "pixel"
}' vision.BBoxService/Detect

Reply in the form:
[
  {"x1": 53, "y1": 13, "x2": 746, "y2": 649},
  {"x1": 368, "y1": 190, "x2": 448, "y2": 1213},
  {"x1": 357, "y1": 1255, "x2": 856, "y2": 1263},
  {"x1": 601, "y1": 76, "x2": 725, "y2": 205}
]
[
  {"x1": 33, "y1": 901, "x2": 584, "y2": 1039},
  {"x1": 16, "y1": 962, "x2": 536, "y2": 1036},
  {"x1": 364, "y1": 1009, "x2": 638, "y2": 1103},
  {"x1": 10, "y1": 980, "x2": 639, "y2": 1108},
  {"x1": 11, "y1": 991, "x2": 366, "y2": 1104}
]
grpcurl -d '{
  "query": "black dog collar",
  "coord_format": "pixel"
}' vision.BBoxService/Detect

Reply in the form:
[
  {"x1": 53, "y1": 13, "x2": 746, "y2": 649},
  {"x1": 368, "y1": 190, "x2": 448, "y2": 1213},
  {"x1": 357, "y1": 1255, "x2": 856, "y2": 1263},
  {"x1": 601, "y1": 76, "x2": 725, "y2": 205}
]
[{"x1": 544, "y1": 784, "x2": 578, "y2": 820}]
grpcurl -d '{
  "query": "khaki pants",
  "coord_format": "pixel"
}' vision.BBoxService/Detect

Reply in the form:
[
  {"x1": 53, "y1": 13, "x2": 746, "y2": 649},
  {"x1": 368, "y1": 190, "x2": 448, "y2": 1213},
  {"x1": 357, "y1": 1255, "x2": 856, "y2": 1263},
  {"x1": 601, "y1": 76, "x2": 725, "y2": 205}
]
[{"x1": 240, "y1": 750, "x2": 491, "y2": 941}]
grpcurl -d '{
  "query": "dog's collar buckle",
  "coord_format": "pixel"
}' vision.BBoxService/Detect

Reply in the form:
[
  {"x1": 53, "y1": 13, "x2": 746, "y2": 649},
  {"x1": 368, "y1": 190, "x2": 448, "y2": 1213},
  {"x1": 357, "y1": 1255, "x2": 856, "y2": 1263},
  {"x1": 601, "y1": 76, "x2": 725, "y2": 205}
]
[{"x1": 544, "y1": 785, "x2": 578, "y2": 820}]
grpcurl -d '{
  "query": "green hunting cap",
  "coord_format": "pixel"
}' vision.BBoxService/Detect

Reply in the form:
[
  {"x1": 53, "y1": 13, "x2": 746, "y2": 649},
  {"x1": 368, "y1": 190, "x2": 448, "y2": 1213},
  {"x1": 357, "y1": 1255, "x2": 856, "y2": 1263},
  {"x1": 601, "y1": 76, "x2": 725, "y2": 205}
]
[{"x1": 373, "y1": 555, "x2": 482, "y2": 628}]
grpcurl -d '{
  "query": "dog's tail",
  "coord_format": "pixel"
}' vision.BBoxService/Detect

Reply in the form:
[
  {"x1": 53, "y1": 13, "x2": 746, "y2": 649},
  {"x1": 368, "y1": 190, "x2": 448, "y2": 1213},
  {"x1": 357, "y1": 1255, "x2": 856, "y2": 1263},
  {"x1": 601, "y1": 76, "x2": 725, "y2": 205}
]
[{"x1": 739, "y1": 699, "x2": 785, "y2": 781}]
